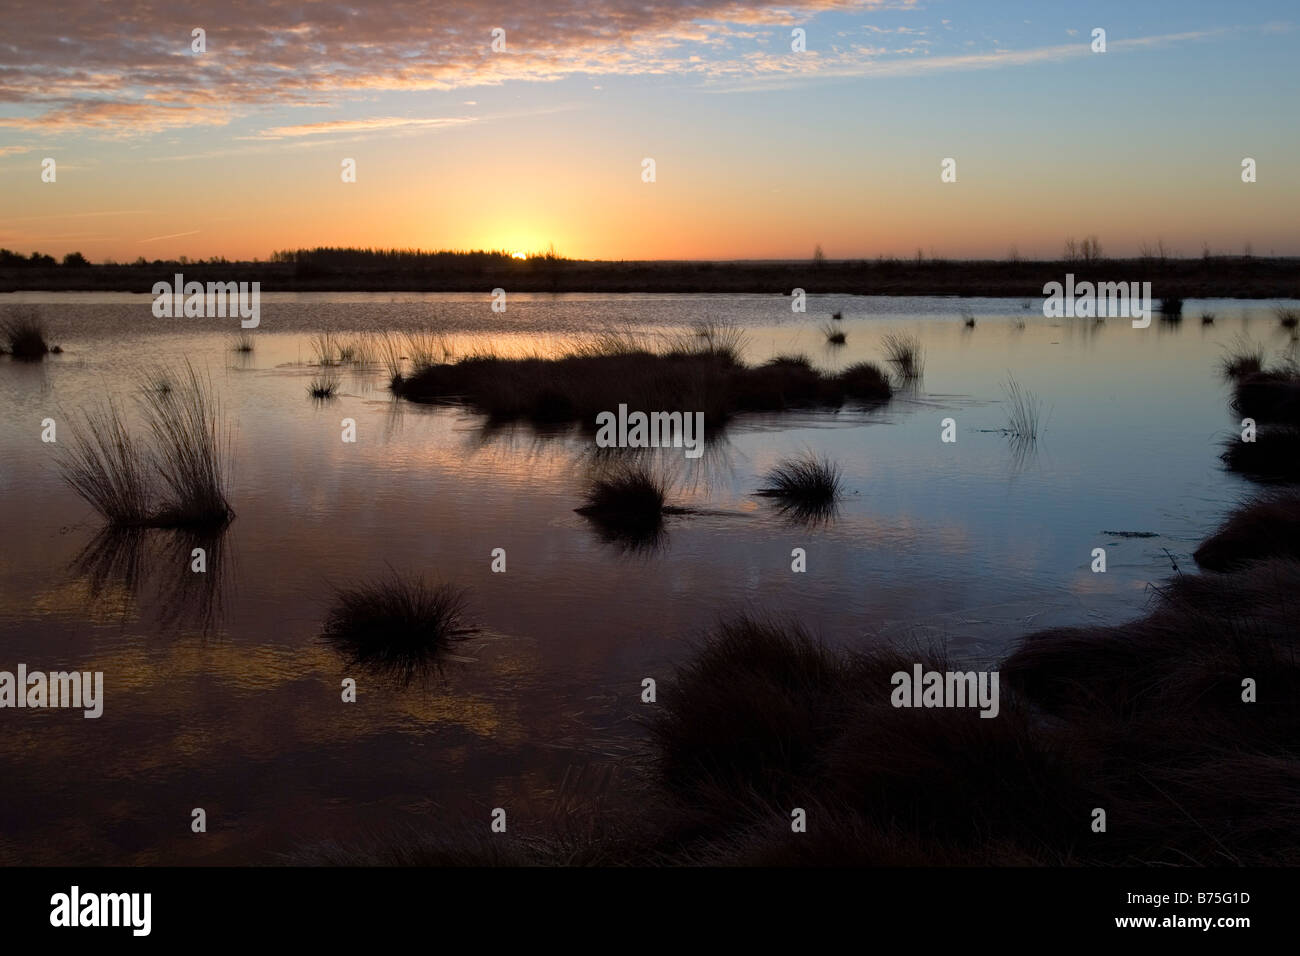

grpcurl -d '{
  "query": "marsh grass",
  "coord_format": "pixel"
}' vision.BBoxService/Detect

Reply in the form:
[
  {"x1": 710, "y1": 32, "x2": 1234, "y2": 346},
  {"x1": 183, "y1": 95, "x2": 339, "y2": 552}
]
[
  {"x1": 1220, "y1": 336, "x2": 1265, "y2": 381},
  {"x1": 1201, "y1": 311, "x2": 1216, "y2": 325},
  {"x1": 392, "y1": 338, "x2": 892, "y2": 427},
  {"x1": 321, "y1": 572, "x2": 476, "y2": 683},
  {"x1": 308, "y1": 372, "x2": 340, "y2": 399},
  {"x1": 1159, "y1": 296, "x2": 1185, "y2": 318},
  {"x1": 575, "y1": 464, "x2": 675, "y2": 550},
  {"x1": 1278, "y1": 307, "x2": 1300, "y2": 330},
  {"x1": 2, "y1": 309, "x2": 51, "y2": 360},
  {"x1": 59, "y1": 363, "x2": 233, "y2": 529},
  {"x1": 879, "y1": 331, "x2": 924, "y2": 381},
  {"x1": 1001, "y1": 375, "x2": 1043, "y2": 440},
  {"x1": 59, "y1": 399, "x2": 155, "y2": 525},
  {"x1": 142, "y1": 362, "x2": 233, "y2": 528},
  {"x1": 755, "y1": 453, "x2": 841, "y2": 523},
  {"x1": 231, "y1": 331, "x2": 255, "y2": 353},
  {"x1": 1221, "y1": 425, "x2": 1300, "y2": 484},
  {"x1": 404, "y1": 331, "x2": 450, "y2": 372},
  {"x1": 820, "y1": 322, "x2": 846, "y2": 345},
  {"x1": 309, "y1": 332, "x2": 341, "y2": 366},
  {"x1": 1193, "y1": 492, "x2": 1300, "y2": 571}
]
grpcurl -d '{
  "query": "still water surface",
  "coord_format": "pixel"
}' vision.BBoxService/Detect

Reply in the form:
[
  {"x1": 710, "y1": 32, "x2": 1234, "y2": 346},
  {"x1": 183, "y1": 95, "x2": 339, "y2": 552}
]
[{"x1": 0, "y1": 292, "x2": 1291, "y2": 862}]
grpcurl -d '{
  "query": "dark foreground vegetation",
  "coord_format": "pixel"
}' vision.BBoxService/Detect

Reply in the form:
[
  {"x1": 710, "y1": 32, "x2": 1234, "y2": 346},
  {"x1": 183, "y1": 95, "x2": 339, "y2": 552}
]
[
  {"x1": 1220, "y1": 342, "x2": 1300, "y2": 483},
  {"x1": 289, "y1": 493, "x2": 1300, "y2": 866},
  {"x1": 391, "y1": 331, "x2": 892, "y2": 428},
  {"x1": 4, "y1": 247, "x2": 1297, "y2": 297}
]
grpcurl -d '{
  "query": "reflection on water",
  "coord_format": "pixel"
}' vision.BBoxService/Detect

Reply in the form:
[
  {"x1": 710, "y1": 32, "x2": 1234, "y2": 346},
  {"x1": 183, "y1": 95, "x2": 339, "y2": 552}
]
[{"x1": 0, "y1": 292, "x2": 1295, "y2": 863}]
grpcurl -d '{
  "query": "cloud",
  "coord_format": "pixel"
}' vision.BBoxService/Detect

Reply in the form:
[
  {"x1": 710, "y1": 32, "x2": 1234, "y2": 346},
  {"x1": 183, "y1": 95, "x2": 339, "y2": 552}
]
[
  {"x1": 0, "y1": 3, "x2": 1240, "y2": 133},
  {"x1": 256, "y1": 115, "x2": 476, "y2": 138},
  {"x1": 0, "y1": 0, "x2": 910, "y2": 134}
]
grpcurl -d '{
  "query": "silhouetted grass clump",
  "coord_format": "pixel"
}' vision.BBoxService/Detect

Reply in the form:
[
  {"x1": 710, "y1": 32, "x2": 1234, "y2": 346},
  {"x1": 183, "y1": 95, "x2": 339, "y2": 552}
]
[
  {"x1": 1002, "y1": 554, "x2": 1300, "y2": 864},
  {"x1": 1220, "y1": 337, "x2": 1265, "y2": 381},
  {"x1": 60, "y1": 400, "x2": 154, "y2": 526},
  {"x1": 648, "y1": 618, "x2": 1080, "y2": 858},
  {"x1": 645, "y1": 519, "x2": 1300, "y2": 865},
  {"x1": 1201, "y1": 311, "x2": 1216, "y2": 325},
  {"x1": 1159, "y1": 296, "x2": 1184, "y2": 318},
  {"x1": 880, "y1": 331, "x2": 924, "y2": 381},
  {"x1": 1232, "y1": 368, "x2": 1300, "y2": 425},
  {"x1": 308, "y1": 373, "x2": 340, "y2": 399},
  {"x1": 1278, "y1": 307, "x2": 1300, "y2": 329},
  {"x1": 232, "y1": 332, "x2": 255, "y2": 353},
  {"x1": 1222, "y1": 425, "x2": 1300, "y2": 484},
  {"x1": 574, "y1": 464, "x2": 674, "y2": 549},
  {"x1": 756, "y1": 453, "x2": 841, "y2": 522},
  {"x1": 820, "y1": 322, "x2": 846, "y2": 345},
  {"x1": 1194, "y1": 493, "x2": 1300, "y2": 570},
  {"x1": 2, "y1": 311, "x2": 51, "y2": 360},
  {"x1": 57, "y1": 362, "x2": 233, "y2": 529},
  {"x1": 321, "y1": 572, "x2": 475, "y2": 682},
  {"x1": 392, "y1": 337, "x2": 892, "y2": 428}
]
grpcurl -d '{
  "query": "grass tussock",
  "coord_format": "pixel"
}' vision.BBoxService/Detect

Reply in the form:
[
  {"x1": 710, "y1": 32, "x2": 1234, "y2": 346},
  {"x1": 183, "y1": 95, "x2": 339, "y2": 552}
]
[
  {"x1": 58, "y1": 362, "x2": 233, "y2": 529},
  {"x1": 574, "y1": 464, "x2": 673, "y2": 550},
  {"x1": 231, "y1": 331, "x2": 255, "y2": 353},
  {"x1": 1159, "y1": 295, "x2": 1185, "y2": 318},
  {"x1": 1220, "y1": 336, "x2": 1265, "y2": 381},
  {"x1": 820, "y1": 322, "x2": 846, "y2": 345},
  {"x1": 321, "y1": 572, "x2": 476, "y2": 682},
  {"x1": 1221, "y1": 425, "x2": 1300, "y2": 484},
  {"x1": 648, "y1": 618, "x2": 1081, "y2": 858},
  {"x1": 1193, "y1": 492, "x2": 1300, "y2": 570},
  {"x1": 308, "y1": 373, "x2": 340, "y2": 399},
  {"x1": 59, "y1": 399, "x2": 155, "y2": 526},
  {"x1": 755, "y1": 453, "x2": 842, "y2": 523},
  {"x1": 879, "y1": 331, "x2": 924, "y2": 381},
  {"x1": 1201, "y1": 311, "x2": 1216, "y2": 324},
  {"x1": 2, "y1": 309, "x2": 51, "y2": 360},
  {"x1": 1278, "y1": 307, "x2": 1300, "y2": 329},
  {"x1": 648, "y1": 516, "x2": 1300, "y2": 865},
  {"x1": 1231, "y1": 366, "x2": 1300, "y2": 425},
  {"x1": 391, "y1": 337, "x2": 892, "y2": 429}
]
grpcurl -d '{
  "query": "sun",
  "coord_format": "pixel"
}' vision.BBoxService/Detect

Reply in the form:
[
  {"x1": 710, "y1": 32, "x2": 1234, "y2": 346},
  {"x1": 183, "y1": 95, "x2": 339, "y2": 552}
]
[{"x1": 510, "y1": 252, "x2": 528, "y2": 260}]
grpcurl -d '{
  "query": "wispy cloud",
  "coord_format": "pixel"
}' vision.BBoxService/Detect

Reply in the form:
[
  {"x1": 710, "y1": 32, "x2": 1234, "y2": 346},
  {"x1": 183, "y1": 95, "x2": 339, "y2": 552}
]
[
  {"x1": 257, "y1": 116, "x2": 476, "y2": 138},
  {"x1": 140, "y1": 230, "x2": 201, "y2": 243}
]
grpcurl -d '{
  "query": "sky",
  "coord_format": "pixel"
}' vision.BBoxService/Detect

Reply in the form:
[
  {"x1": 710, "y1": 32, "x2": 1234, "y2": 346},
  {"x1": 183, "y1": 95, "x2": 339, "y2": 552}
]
[{"x1": 1, "y1": 0, "x2": 1297, "y2": 262}]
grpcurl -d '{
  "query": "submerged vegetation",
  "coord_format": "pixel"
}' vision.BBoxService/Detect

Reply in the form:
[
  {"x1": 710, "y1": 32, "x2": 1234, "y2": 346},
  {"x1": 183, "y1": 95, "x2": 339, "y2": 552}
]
[{"x1": 58, "y1": 362, "x2": 233, "y2": 529}]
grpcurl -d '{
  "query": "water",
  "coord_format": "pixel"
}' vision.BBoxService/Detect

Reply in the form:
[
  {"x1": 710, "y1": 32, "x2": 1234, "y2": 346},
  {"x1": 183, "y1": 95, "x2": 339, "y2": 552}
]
[{"x1": 0, "y1": 292, "x2": 1292, "y2": 863}]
